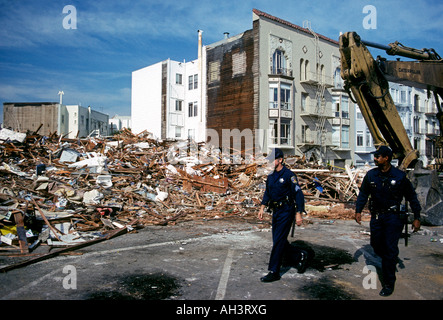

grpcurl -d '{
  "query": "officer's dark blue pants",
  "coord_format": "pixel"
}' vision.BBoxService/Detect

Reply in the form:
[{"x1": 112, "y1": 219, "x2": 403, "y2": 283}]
[
  {"x1": 268, "y1": 204, "x2": 302, "y2": 274},
  {"x1": 370, "y1": 213, "x2": 404, "y2": 287}
]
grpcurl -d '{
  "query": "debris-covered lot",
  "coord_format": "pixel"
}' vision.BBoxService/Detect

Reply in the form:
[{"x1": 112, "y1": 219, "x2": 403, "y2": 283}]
[
  {"x1": 1, "y1": 127, "x2": 442, "y2": 302},
  {"x1": 0, "y1": 127, "x2": 367, "y2": 262}
]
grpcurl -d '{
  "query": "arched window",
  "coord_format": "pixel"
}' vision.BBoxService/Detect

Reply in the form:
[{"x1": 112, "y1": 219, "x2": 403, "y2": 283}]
[
  {"x1": 320, "y1": 64, "x2": 325, "y2": 82},
  {"x1": 300, "y1": 58, "x2": 305, "y2": 81},
  {"x1": 273, "y1": 50, "x2": 286, "y2": 75},
  {"x1": 305, "y1": 60, "x2": 310, "y2": 80},
  {"x1": 334, "y1": 67, "x2": 342, "y2": 88}
]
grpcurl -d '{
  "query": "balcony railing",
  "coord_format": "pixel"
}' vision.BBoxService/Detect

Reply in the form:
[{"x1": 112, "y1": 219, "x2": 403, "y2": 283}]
[
  {"x1": 300, "y1": 103, "x2": 333, "y2": 118},
  {"x1": 300, "y1": 72, "x2": 334, "y2": 87},
  {"x1": 270, "y1": 67, "x2": 293, "y2": 77}
]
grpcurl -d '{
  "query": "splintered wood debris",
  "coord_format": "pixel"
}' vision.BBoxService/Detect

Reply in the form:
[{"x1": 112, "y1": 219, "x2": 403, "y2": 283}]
[{"x1": 0, "y1": 127, "x2": 368, "y2": 261}]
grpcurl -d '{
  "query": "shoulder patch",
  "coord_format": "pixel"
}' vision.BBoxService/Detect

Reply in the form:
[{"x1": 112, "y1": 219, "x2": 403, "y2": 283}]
[{"x1": 291, "y1": 176, "x2": 297, "y2": 184}]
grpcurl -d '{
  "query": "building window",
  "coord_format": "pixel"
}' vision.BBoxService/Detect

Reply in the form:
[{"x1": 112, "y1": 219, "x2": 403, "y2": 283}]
[
  {"x1": 414, "y1": 137, "x2": 420, "y2": 150},
  {"x1": 175, "y1": 100, "x2": 183, "y2": 112},
  {"x1": 390, "y1": 88, "x2": 396, "y2": 102},
  {"x1": 332, "y1": 125, "x2": 340, "y2": 146},
  {"x1": 280, "y1": 120, "x2": 291, "y2": 145},
  {"x1": 301, "y1": 93, "x2": 308, "y2": 112},
  {"x1": 341, "y1": 126, "x2": 349, "y2": 148},
  {"x1": 426, "y1": 140, "x2": 434, "y2": 157},
  {"x1": 301, "y1": 125, "x2": 309, "y2": 143},
  {"x1": 280, "y1": 84, "x2": 291, "y2": 110},
  {"x1": 300, "y1": 59, "x2": 310, "y2": 81},
  {"x1": 175, "y1": 126, "x2": 182, "y2": 138},
  {"x1": 413, "y1": 116, "x2": 420, "y2": 133},
  {"x1": 176, "y1": 73, "x2": 182, "y2": 85},
  {"x1": 334, "y1": 67, "x2": 342, "y2": 88},
  {"x1": 322, "y1": 65, "x2": 325, "y2": 82},
  {"x1": 188, "y1": 102, "x2": 198, "y2": 117},
  {"x1": 300, "y1": 59, "x2": 305, "y2": 81},
  {"x1": 272, "y1": 50, "x2": 286, "y2": 75},
  {"x1": 269, "y1": 120, "x2": 278, "y2": 144},
  {"x1": 357, "y1": 131, "x2": 363, "y2": 146},
  {"x1": 366, "y1": 129, "x2": 371, "y2": 147},
  {"x1": 341, "y1": 96, "x2": 349, "y2": 118},
  {"x1": 333, "y1": 97, "x2": 340, "y2": 118},
  {"x1": 401, "y1": 90, "x2": 407, "y2": 104},
  {"x1": 269, "y1": 82, "x2": 292, "y2": 110},
  {"x1": 188, "y1": 74, "x2": 198, "y2": 90},
  {"x1": 317, "y1": 64, "x2": 325, "y2": 82},
  {"x1": 414, "y1": 94, "x2": 420, "y2": 112},
  {"x1": 269, "y1": 87, "x2": 278, "y2": 109}
]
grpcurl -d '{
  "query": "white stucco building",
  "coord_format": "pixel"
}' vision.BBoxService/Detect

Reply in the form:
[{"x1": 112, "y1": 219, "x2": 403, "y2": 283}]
[
  {"x1": 65, "y1": 105, "x2": 109, "y2": 139},
  {"x1": 109, "y1": 115, "x2": 132, "y2": 134},
  {"x1": 131, "y1": 31, "x2": 206, "y2": 142}
]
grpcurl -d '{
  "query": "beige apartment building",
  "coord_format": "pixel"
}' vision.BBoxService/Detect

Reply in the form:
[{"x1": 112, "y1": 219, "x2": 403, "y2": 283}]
[
  {"x1": 132, "y1": 9, "x2": 354, "y2": 166},
  {"x1": 205, "y1": 9, "x2": 353, "y2": 166}
]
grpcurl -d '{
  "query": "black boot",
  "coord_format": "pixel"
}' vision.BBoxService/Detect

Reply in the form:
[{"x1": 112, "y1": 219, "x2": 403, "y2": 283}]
[
  {"x1": 379, "y1": 285, "x2": 394, "y2": 297},
  {"x1": 260, "y1": 271, "x2": 281, "y2": 282},
  {"x1": 296, "y1": 250, "x2": 308, "y2": 274}
]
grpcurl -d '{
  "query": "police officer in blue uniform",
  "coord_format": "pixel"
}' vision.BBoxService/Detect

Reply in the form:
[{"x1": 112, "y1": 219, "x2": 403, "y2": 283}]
[
  {"x1": 355, "y1": 146, "x2": 421, "y2": 296},
  {"x1": 258, "y1": 148, "x2": 307, "y2": 282}
]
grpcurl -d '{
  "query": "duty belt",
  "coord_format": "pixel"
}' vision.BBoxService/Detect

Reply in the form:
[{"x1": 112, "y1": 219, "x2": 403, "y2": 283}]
[
  {"x1": 372, "y1": 205, "x2": 401, "y2": 216},
  {"x1": 269, "y1": 197, "x2": 292, "y2": 209}
]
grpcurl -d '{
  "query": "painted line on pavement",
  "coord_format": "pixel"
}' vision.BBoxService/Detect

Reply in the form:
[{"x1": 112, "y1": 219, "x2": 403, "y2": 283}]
[{"x1": 215, "y1": 247, "x2": 235, "y2": 300}]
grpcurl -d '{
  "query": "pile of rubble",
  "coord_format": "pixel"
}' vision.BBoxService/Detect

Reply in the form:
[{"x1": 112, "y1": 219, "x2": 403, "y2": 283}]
[{"x1": 0, "y1": 127, "x2": 368, "y2": 267}]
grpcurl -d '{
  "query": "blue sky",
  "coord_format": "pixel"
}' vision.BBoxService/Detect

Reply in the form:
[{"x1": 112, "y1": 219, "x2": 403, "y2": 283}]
[{"x1": 1, "y1": 0, "x2": 442, "y2": 123}]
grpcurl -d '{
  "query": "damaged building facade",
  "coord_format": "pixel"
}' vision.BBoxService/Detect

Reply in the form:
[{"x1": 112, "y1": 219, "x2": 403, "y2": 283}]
[
  {"x1": 132, "y1": 9, "x2": 354, "y2": 167},
  {"x1": 3, "y1": 102, "x2": 110, "y2": 139}
]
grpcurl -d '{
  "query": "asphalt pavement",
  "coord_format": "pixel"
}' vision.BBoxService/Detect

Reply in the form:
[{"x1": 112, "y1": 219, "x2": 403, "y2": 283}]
[{"x1": 1, "y1": 215, "x2": 442, "y2": 307}]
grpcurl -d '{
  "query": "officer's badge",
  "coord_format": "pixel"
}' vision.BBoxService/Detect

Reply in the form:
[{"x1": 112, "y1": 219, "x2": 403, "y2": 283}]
[
  {"x1": 279, "y1": 178, "x2": 284, "y2": 183},
  {"x1": 291, "y1": 176, "x2": 297, "y2": 184}
]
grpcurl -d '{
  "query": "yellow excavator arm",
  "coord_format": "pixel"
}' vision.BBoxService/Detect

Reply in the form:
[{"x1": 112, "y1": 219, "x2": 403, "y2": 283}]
[
  {"x1": 339, "y1": 31, "x2": 443, "y2": 170},
  {"x1": 339, "y1": 31, "x2": 443, "y2": 226}
]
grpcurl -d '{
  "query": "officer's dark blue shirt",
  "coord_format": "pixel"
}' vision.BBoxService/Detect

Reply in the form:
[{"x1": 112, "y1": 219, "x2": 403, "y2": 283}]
[
  {"x1": 261, "y1": 165, "x2": 305, "y2": 213},
  {"x1": 356, "y1": 166, "x2": 421, "y2": 219}
]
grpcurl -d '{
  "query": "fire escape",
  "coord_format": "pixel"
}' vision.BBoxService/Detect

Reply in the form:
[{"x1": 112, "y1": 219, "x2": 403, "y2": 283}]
[{"x1": 300, "y1": 20, "x2": 332, "y2": 163}]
